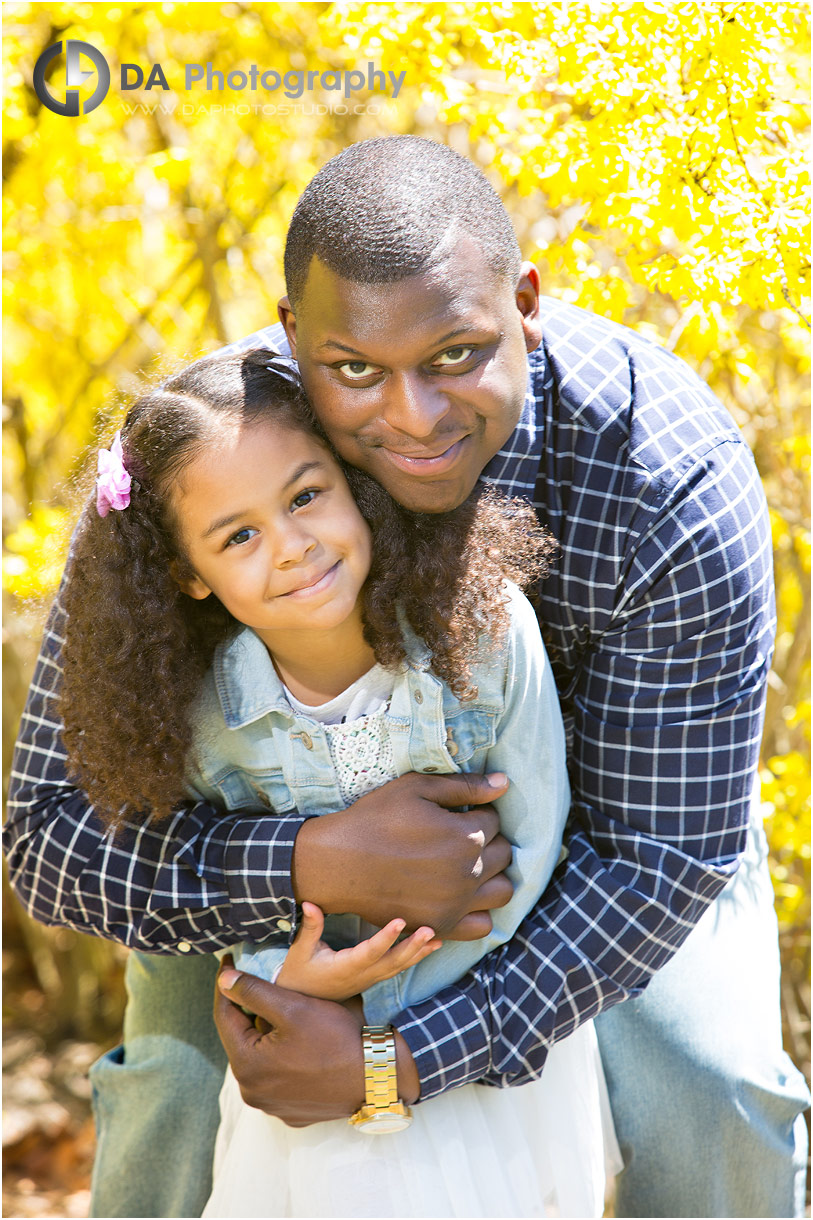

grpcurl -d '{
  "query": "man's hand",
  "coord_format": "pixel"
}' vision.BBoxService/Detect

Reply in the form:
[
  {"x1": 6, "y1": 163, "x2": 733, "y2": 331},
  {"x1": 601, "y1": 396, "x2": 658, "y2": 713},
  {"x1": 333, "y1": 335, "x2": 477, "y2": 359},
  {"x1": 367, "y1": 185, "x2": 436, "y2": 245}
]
[
  {"x1": 292, "y1": 771, "x2": 513, "y2": 939},
  {"x1": 214, "y1": 957, "x2": 420, "y2": 1126},
  {"x1": 277, "y1": 902, "x2": 441, "y2": 1000}
]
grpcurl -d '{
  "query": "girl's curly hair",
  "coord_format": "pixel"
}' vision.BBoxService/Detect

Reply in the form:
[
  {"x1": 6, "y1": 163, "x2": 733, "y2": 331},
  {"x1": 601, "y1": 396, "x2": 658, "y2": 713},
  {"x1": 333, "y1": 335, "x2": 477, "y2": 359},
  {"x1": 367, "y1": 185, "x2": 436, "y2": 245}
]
[{"x1": 60, "y1": 349, "x2": 556, "y2": 826}]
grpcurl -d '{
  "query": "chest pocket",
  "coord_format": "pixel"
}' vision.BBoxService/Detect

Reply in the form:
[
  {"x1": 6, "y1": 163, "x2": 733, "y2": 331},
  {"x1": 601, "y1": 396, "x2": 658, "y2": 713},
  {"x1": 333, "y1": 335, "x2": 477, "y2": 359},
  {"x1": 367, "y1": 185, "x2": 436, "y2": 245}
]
[
  {"x1": 211, "y1": 766, "x2": 296, "y2": 814},
  {"x1": 443, "y1": 707, "x2": 498, "y2": 770}
]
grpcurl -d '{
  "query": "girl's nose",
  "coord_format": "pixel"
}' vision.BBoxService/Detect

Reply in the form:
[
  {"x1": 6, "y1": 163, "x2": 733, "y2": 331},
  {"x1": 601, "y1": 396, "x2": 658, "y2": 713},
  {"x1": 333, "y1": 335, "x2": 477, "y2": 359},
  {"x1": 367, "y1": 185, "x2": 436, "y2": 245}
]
[{"x1": 276, "y1": 522, "x2": 317, "y2": 568}]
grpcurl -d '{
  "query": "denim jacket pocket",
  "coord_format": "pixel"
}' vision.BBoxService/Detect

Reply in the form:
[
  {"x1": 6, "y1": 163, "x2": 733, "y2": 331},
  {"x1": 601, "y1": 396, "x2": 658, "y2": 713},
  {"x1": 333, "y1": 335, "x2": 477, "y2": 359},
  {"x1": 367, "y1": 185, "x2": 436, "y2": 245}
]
[
  {"x1": 443, "y1": 706, "x2": 498, "y2": 769},
  {"x1": 210, "y1": 765, "x2": 296, "y2": 814}
]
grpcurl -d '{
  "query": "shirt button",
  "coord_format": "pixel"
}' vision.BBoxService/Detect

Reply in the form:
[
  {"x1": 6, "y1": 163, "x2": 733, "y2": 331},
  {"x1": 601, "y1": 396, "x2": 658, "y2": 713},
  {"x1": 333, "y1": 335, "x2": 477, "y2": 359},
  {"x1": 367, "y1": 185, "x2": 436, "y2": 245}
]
[
  {"x1": 276, "y1": 919, "x2": 292, "y2": 933},
  {"x1": 178, "y1": 941, "x2": 191, "y2": 953},
  {"x1": 413, "y1": 690, "x2": 423, "y2": 704}
]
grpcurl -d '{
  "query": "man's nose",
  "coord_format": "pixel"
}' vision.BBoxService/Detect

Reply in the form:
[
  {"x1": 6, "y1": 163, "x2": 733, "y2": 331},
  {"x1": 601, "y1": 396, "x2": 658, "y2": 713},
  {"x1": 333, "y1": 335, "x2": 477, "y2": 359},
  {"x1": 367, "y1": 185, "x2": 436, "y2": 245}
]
[{"x1": 381, "y1": 372, "x2": 450, "y2": 439}]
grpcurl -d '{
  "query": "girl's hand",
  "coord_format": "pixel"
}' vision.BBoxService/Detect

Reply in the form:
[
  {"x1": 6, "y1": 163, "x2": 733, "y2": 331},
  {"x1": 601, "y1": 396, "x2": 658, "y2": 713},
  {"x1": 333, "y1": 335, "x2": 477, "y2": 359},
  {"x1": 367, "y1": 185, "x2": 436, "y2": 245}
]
[{"x1": 276, "y1": 902, "x2": 441, "y2": 1001}]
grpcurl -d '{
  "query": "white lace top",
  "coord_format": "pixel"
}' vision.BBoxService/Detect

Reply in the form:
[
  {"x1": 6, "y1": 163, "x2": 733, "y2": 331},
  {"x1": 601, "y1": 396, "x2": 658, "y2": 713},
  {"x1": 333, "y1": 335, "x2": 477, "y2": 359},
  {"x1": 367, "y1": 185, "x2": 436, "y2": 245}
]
[{"x1": 283, "y1": 665, "x2": 398, "y2": 807}]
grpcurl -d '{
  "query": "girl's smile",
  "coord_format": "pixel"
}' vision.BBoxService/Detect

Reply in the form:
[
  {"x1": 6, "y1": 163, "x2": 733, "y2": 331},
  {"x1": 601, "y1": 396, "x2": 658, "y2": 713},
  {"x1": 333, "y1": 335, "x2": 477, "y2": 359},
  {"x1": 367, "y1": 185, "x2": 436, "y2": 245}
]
[
  {"x1": 278, "y1": 559, "x2": 341, "y2": 598},
  {"x1": 170, "y1": 418, "x2": 373, "y2": 660}
]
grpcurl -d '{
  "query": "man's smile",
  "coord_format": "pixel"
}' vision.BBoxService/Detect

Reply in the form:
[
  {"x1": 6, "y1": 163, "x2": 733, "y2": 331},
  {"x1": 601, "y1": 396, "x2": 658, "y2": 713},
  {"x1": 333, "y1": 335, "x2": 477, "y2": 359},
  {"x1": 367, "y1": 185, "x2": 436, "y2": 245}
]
[{"x1": 378, "y1": 436, "x2": 469, "y2": 476}]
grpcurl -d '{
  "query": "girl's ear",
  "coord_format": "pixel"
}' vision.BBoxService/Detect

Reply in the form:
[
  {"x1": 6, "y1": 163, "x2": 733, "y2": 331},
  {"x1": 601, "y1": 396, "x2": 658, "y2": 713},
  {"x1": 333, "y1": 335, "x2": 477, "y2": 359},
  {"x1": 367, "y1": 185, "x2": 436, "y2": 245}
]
[{"x1": 169, "y1": 559, "x2": 211, "y2": 601}]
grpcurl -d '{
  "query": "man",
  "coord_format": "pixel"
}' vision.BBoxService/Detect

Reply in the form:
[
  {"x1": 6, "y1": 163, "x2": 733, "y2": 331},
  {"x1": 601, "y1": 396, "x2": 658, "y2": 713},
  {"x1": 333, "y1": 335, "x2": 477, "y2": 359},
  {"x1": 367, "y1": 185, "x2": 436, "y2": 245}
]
[{"x1": 6, "y1": 137, "x2": 808, "y2": 1217}]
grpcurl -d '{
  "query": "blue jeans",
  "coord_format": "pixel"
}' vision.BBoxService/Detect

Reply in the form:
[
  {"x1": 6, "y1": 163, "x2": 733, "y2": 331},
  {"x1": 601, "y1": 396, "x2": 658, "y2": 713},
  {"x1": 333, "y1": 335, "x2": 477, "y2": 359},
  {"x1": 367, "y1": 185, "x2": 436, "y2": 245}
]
[
  {"x1": 89, "y1": 950, "x2": 226, "y2": 1218},
  {"x1": 594, "y1": 811, "x2": 809, "y2": 1217},
  {"x1": 89, "y1": 817, "x2": 809, "y2": 1218}
]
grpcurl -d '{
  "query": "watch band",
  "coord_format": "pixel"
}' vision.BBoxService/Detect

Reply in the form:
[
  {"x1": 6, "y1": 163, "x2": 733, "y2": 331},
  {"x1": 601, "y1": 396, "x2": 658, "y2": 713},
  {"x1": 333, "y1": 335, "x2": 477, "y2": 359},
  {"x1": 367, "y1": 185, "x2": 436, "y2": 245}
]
[
  {"x1": 348, "y1": 1024, "x2": 413, "y2": 1133},
  {"x1": 361, "y1": 1025, "x2": 401, "y2": 1109}
]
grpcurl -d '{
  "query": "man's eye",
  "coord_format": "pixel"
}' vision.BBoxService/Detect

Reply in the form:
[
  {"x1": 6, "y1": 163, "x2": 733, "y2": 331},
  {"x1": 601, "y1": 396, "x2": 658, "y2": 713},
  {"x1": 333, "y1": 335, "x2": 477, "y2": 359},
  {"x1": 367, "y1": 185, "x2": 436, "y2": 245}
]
[
  {"x1": 291, "y1": 488, "x2": 319, "y2": 509},
  {"x1": 433, "y1": 346, "x2": 474, "y2": 368},
  {"x1": 337, "y1": 360, "x2": 380, "y2": 380},
  {"x1": 226, "y1": 527, "x2": 258, "y2": 548}
]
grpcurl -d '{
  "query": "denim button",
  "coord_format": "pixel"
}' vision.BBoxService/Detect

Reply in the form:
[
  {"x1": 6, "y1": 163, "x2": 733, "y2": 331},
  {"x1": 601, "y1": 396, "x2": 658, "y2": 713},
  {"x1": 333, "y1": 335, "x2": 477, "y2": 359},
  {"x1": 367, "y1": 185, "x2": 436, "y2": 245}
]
[
  {"x1": 255, "y1": 788, "x2": 272, "y2": 807},
  {"x1": 424, "y1": 766, "x2": 438, "y2": 772},
  {"x1": 446, "y1": 729, "x2": 458, "y2": 757},
  {"x1": 413, "y1": 690, "x2": 423, "y2": 704}
]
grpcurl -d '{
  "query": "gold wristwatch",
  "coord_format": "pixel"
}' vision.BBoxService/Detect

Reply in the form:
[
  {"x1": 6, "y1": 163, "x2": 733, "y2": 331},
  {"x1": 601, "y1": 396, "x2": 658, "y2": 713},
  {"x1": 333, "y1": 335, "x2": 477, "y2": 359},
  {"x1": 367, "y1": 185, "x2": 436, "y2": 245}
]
[{"x1": 348, "y1": 1025, "x2": 413, "y2": 1134}]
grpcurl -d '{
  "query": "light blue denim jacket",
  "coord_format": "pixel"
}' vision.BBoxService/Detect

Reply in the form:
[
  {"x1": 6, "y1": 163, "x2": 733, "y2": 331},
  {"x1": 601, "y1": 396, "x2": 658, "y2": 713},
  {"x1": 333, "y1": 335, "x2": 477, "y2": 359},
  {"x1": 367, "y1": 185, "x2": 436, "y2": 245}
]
[{"x1": 185, "y1": 582, "x2": 569, "y2": 1026}]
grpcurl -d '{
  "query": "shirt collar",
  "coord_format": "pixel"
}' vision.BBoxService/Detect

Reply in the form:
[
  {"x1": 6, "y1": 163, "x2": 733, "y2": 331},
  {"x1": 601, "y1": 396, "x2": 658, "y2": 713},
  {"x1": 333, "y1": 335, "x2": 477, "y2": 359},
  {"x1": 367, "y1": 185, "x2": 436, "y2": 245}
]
[{"x1": 480, "y1": 351, "x2": 547, "y2": 499}]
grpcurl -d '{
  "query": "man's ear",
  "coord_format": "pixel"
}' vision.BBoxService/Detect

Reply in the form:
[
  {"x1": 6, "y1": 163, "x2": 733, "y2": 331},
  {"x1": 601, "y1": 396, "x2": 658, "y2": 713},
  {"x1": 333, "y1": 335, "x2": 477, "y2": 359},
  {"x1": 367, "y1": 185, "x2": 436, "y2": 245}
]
[
  {"x1": 169, "y1": 560, "x2": 211, "y2": 601},
  {"x1": 516, "y1": 262, "x2": 542, "y2": 354},
  {"x1": 277, "y1": 295, "x2": 297, "y2": 357}
]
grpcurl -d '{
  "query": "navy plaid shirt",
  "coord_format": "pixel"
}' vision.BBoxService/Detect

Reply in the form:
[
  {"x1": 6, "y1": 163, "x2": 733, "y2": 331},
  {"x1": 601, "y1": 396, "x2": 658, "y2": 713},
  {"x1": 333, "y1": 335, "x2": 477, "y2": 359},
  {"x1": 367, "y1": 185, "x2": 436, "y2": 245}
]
[{"x1": 5, "y1": 298, "x2": 774, "y2": 1098}]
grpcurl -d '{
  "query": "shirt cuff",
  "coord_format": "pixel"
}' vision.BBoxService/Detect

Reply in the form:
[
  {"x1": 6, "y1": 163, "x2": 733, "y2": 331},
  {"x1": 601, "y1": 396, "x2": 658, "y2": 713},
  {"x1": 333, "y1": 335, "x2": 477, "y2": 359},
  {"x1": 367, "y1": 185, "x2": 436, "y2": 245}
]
[
  {"x1": 218, "y1": 813, "x2": 312, "y2": 942},
  {"x1": 394, "y1": 989, "x2": 493, "y2": 1102}
]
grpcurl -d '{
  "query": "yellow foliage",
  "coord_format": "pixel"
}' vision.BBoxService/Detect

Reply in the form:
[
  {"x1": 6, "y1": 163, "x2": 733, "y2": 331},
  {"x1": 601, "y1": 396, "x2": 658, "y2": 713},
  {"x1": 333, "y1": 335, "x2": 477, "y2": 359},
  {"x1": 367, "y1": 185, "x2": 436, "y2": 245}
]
[
  {"x1": 762, "y1": 752, "x2": 811, "y2": 932},
  {"x1": 2, "y1": 1, "x2": 810, "y2": 963},
  {"x1": 3, "y1": 505, "x2": 72, "y2": 600},
  {"x1": 322, "y1": 1, "x2": 810, "y2": 333}
]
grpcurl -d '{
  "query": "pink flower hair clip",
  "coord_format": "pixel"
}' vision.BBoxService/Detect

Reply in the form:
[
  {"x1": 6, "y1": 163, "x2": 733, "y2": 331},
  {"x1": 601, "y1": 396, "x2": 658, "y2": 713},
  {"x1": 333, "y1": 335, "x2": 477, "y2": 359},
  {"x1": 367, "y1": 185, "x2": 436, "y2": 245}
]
[{"x1": 96, "y1": 430, "x2": 132, "y2": 517}]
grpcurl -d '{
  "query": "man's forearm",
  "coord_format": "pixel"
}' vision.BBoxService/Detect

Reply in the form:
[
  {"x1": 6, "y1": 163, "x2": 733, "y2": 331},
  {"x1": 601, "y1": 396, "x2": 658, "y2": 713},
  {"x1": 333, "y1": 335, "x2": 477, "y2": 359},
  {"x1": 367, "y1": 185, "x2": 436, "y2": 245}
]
[
  {"x1": 385, "y1": 436, "x2": 772, "y2": 1103},
  {"x1": 394, "y1": 800, "x2": 749, "y2": 1100},
  {"x1": 213, "y1": 795, "x2": 745, "y2": 1122},
  {"x1": 4, "y1": 778, "x2": 307, "y2": 952},
  {"x1": 4, "y1": 599, "x2": 307, "y2": 952},
  {"x1": 6, "y1": 605, "x2": 510, "y2": 952}
]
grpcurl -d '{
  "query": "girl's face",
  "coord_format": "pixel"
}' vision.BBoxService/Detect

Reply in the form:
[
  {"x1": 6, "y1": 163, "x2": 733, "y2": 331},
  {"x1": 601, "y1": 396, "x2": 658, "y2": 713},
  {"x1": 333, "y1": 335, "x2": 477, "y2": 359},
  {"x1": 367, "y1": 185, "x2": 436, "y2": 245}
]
[{"x1": 170, "y1": 417, "x2": 372, "y2": 646}]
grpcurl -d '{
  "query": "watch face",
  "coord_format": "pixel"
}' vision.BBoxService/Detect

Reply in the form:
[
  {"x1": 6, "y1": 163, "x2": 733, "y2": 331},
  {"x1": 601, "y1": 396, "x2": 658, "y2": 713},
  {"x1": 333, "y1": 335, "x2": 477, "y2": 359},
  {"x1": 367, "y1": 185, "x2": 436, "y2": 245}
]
[{"x1": 359, "y1": 1112, "x2": 412, "y2": 1135}]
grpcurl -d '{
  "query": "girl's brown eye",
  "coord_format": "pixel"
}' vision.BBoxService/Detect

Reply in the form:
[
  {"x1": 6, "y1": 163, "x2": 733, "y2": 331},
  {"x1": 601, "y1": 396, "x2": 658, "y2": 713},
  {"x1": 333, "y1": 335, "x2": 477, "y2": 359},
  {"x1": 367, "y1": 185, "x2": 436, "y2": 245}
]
[
  {"x1": 226, "y1": 527, "x2": 258, "y2": 548},
  {"x1": 291, "y1": 488, "x2": 319, "y2": 510}
]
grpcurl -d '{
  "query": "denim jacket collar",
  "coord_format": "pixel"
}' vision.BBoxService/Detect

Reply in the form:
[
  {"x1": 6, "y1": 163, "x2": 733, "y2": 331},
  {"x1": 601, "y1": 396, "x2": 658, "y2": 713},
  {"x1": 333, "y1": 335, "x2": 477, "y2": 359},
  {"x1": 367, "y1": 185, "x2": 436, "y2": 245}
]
[
  {"x1": 214, "y1": 629, "x2": 291, "y2": 729},
  {"x1": 214, "y1": 621, "x2": 433, "y2": 730}
]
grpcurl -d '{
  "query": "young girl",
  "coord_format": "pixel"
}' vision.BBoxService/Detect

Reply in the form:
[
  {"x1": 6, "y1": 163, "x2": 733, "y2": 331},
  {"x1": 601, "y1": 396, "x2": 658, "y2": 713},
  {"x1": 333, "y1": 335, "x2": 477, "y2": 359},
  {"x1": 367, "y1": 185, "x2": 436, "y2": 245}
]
[{"x1": 60, "y1": 350, "x2": 619, "y2": 1218}]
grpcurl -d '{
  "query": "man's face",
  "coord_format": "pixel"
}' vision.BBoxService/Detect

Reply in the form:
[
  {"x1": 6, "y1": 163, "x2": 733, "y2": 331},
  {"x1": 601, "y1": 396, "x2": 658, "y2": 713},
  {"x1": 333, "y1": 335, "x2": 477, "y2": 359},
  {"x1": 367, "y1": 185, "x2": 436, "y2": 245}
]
[{"x1": 279, "y1": 241, "x2": 542, "y2": 513}]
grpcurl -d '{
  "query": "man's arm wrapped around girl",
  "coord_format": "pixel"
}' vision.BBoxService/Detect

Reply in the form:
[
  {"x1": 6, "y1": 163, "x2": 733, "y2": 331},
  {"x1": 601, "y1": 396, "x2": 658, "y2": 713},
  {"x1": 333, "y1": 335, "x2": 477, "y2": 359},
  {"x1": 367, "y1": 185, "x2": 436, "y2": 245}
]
[
  {"x1": 183, "y1": 582, "x2": 569, "y2": 1026},
  {"x1": 5, "y1": 584, "x2": 292, "y2": 952},
  {"x1": 4, "y1": 585, "x2": 504, "y2": 951}
]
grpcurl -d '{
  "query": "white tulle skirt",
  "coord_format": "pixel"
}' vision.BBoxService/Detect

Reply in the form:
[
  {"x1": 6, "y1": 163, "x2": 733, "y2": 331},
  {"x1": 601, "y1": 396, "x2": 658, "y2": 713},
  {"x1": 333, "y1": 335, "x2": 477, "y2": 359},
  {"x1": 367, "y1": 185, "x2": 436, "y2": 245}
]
[{"x1": 202, "y1": 1021, "x2": 621, "y2": 1218}]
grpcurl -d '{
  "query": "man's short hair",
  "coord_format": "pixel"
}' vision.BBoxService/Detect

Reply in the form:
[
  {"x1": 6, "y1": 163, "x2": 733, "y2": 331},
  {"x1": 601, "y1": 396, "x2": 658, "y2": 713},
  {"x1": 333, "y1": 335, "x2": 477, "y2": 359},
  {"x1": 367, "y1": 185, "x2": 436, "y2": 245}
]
[{"x1": 284, "y1": 136, "x2": 522, "y2": 306}]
